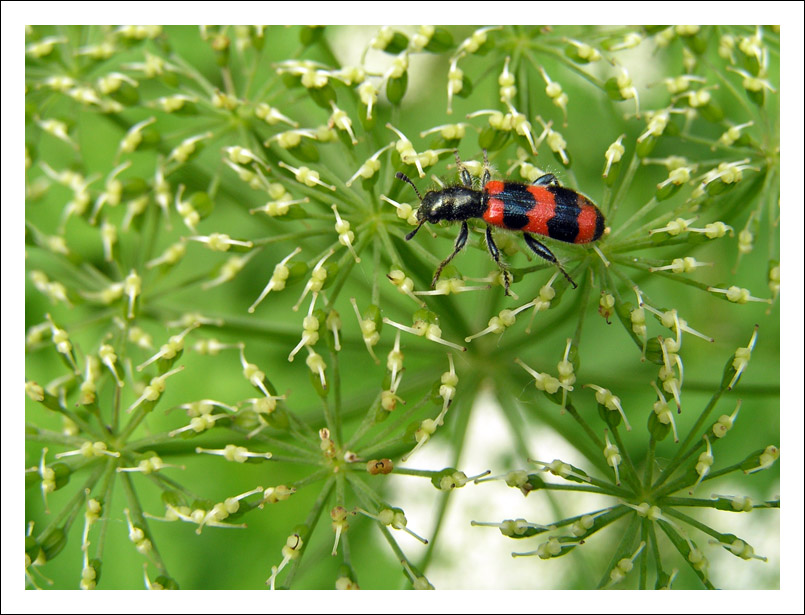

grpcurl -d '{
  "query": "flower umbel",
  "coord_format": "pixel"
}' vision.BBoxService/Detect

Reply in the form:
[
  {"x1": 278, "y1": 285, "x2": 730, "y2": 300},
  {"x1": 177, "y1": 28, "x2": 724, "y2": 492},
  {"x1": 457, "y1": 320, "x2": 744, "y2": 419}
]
[{"x1": 25, "y1": 24, "x2": 778, "y2": 590}]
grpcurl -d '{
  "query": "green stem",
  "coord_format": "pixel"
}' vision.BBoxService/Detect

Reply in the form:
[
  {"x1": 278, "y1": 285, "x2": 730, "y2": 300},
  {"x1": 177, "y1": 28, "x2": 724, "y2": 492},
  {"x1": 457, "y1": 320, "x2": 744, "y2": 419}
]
[
  {"x1": 644, "y1": 437, "x2": 656, "y2": 490},
  {"x1": 119, "y1": 472, "x2": 169, "y2": 574},
  {"x1": 653, "y1": 386, "x2": 726, "y2": 490},
  {"x1": 597, "y1": 512, "x2": 640, "y2": 589},
  {"x1": 606, "y1": 150, "x2": 641, "y2": 228},
  {"x1": 610, "y1": 425, "x2": 642, "y2": 494},
  {"x1": 639, "y1": 518, "x2": 649, "y2": 589},
  {"x1": 35, "y1": 461, "x2": 106, "y2": 545},
  {"x1": 281, "y1": 474, "x2": 335, "y2": 589}
]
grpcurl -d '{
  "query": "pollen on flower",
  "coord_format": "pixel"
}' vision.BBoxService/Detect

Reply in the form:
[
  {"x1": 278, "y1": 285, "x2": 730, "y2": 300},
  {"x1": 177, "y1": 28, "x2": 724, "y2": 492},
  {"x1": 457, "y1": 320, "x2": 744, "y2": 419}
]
[
  {"x1": 146, "y1": 242, "x2": 186, "y2": 270},
  {"x1": 236, "y1": 347, "x2": 271, "y2": 398},
  {"x1": 78, "y1": 356, "x2": 99, "y2": 405},
  {"x1": 89, "y1": 160, "x2": 130, "y2": 223},
  {"x1": 173, "y1": 185, "x2": 201, "y2": 232},
  {"x1": 332, "y1": 204, "x2": 360, "y2": 262},
  {"x1": 123, "y1": 509, "x2": 152, "y2": 555},
  {"x1": 525, "y1": 282, "x2": 557, "y2": 333},
  {"x1": 539, "y1": 66, "x2": 569, "y2": 125},
  {"x1": 38, "y1": 118, "x2": 75, "y2": 147},
  {"x1": 615, "y1": 66, "x2": 640, "y2": 115},
  {"x1": 153, "y1": 94, "x2": 196, "y2": 113},
  {"x1": 168, "y1": 410, "x2": 228, "y2": 437},
  {"x1": 690, "y1": 435, "x2": 714, "y2": 493},
  {"x1": 598, "y1": 292, "x2": 615, "y2": 323},
  {"x1": 293, "y1": 249, "x2": 334, "y2": 312},
  {"x1": 710, "y1": 537, "x2": 767, "y2": 562},
  {"x1": 603, "y1": 430, "x2": 622, "y2": 484},
  {"x1": 288, "y1": 308, "x2": 321, "y2": 363},
  {"x1": 713, "y1": 400, "x2": 742, "y2": 438},
  {"x1": 27, "y1": 35, "x2": 68, "y2": 58},
  {"x1": 649, "y1": 256, "x2": 711, "y2": 275},
  {"x1": 386, "y1": 269, "x2": 425, "y2": 306},
  {"x1": 557, "y1": 339, "x2": 576, "y2": 410},
  {"x1": 399, "y1": 560, "x2": 434, "y2": 590},
  {"x1": 251, "y1": 193, "x2": 309, "y2": 217},
  {"x1": 586, "y1": 384, "x2": 631, "y2": 431},
  {"x1": 419, "y1": 277, "x2": 489, "y2": 298},
  {"x1": 44, "y1": 314, "x2": 78, "y2": 372},
  {"x1": 169, "y1": 132, "x2": 213, "y2": 164},
  {"x1": 386, "y1": 123, "x2": 427, "y2": 178},
  {"x1": 366, "y1": 507, "x2": 429, "y2": 544},
  {"x1": 328, "y1": 101, "x2": 358, "y2": 145},
  {"x1": 498, "y1": 56, "x2": 517, "y2": 104},
  {"x1": 567, "y1": 38, "x2": 602, "y2": 61},
  {"x1": 437, "y1": 469, "x2": 487, "y2": 490},
  {"x1": 211, "y1": 89, "x2": 240, "y2": 110},
  {"x1": 346, "y1": 144, "x2": 392, "y2": 187},
  {"x1": 255, "y1": 103, "x2": 298, "y2": 127},
  {"x1": 25, "y1": 380, "x2": 46, "y2": 402},
  {"x1": 187, "y1": 232, "x2": 253, "y2": 252},
  {"x1": 512, "y1": 535, "x2": 582, "y2": 560},
  {"x1": 267, "y1": 129, "x2": 316, "y2": 151},
  {"x1": 197, "y1": 443, "x2": 261, "y2": 463},
  {"x1": 650, "y1": 381, "x2": 679, "y2": 442},
  {"x1": 608, "y1": 541, "x2": 646, "y2": 586},
  {"x1": 744, "y1": 445, "x2": 779, "y2": 474},
  {"x1": 506, "y1": 105, "x2": 537, "y2": 154},
  {"x1": 455, "y1": 25, "x2": 501, "y2": 56},
  {"x1": 117, "y1": 454, "x2": 183, "y2": 474},
  {"x1": 30, "y1": 271, "x2": 71, "y2": 306},
  {"x1": 649, "y1": 217, "x2": 696, "y2": 236},
  {"x1": 532, "y1": 459, "x2": 590, "y2": 483},
  {"x1": 603, "y1": 135, "x2": 625, "y2": 179},
  {"x1": 717, "y1": 121, "x2": 754, "y2": 148},
  {"x1": 446, "y1": 57, "x2": 464, "y2": 114},
  {"x1": 350, "y1": 298, "x2": 380, "y2": 363},
  {"x1": 638, "y1": 110, "x2": 670, "y2": 142},
  {"x1": 402, "y1": 418, "x2": 438, "y2": 462},
  {"x1": 664, "y1": 74, "x2": 706, "y2": 95},
  {"x1": 136, "y1": 325, "x2": 197, "y2": 371},
  {"x1": 266, "y1": 532, "x2": 304, "y2": 589},
  {"x1": 707, "y1": 285, "x2": 770, "y2": 305},
  {"x1": 465, "y1": 306, "x2": 529, "y2": 343},
  {"x1": 534, "y1": 117, "x2": 569, "y2": 164},
  {"x1": 357, "y1": 80, "x2": 378, "y2": 120},
  {"x1": 260, "y1": 485, "x2": 295, "y2": 506},
  {"x1": 382, "y1": 315, "x2": 466, "y2": 352},
  {"x1": 306, "y1": 348, "x2": 327, "y2": 389},
  {"x1": 380, "y1": 194, "x2": 417, "y2": 226},
  {"x1": 278, "y1": 161, "x2": 335, "y2": 191}
]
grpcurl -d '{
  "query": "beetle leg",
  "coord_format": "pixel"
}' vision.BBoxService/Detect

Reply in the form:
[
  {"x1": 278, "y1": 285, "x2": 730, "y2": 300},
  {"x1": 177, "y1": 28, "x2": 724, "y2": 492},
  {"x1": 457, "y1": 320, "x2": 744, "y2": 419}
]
[
  {"x1": 485, "y1": 225, "x2": 511, "y2": 296},
  {"x1": 432, "y1": 221, "x2": 470, "y2": 287},
  {"x1": 533, "y1": 174, "x2": 559, "y2": 187},
  {"x1": 405, "y1": 220, "x2": 426, "y2": 241},
  {"x1": 522, "y1": 232, "x2": 577, "y2": 288},
  {"x1": 454, "y1": 151, "x2": 473, "y2": 188},
  {"x1": 482, "y1": 149, "x2": 490, "y2": 185}
]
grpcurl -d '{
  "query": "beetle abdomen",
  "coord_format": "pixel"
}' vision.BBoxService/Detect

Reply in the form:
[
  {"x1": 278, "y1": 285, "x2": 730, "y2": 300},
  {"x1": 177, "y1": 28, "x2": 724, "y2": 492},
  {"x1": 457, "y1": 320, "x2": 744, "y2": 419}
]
[{"x1": 483, "y1": 181, "x2": 604, "y2": 244}]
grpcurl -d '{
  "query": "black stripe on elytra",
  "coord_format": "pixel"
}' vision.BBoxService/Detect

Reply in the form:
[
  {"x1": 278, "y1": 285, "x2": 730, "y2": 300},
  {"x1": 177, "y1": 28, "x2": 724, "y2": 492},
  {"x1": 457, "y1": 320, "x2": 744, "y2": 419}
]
[
  {"x1": 593, "y1": 207, "x2": 605, "y2": 241},
  {"x1": 496, "y1": 182, "x2": 532, "y2": 230},
  {"x1": 546, "y1": 186, "x2": 581, "y2": 243}
]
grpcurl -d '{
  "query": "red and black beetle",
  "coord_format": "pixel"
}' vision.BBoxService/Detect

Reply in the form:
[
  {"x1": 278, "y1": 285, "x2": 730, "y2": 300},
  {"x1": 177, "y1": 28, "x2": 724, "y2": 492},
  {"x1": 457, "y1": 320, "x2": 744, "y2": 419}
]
[{"x1": 396, "y1": 151, "x2": 605, "y2": 295}]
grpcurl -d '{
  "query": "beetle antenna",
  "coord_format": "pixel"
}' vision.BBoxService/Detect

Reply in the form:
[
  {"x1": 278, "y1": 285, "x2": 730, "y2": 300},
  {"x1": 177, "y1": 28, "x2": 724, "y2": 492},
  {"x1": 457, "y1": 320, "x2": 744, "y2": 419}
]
[
  {"x1": 405, "y1": 220, "x2": 425, "y2": 241},
  {"x1": 395, "y1": 172, "x2": 423, "y2": 201}
]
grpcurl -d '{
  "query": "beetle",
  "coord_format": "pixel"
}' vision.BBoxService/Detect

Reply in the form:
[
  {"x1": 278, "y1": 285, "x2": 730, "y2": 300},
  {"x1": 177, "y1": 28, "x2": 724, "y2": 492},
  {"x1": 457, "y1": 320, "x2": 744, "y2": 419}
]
[{"x1": 396, "y1": 151, "x2": 605, "y2": 295}]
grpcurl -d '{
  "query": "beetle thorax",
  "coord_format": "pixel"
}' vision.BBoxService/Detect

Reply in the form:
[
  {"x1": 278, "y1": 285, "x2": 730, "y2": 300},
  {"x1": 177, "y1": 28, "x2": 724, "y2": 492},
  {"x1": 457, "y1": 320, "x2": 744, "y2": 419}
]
[{"x1": 418, "y1": 186, "x2": 482, "y2": 223}]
